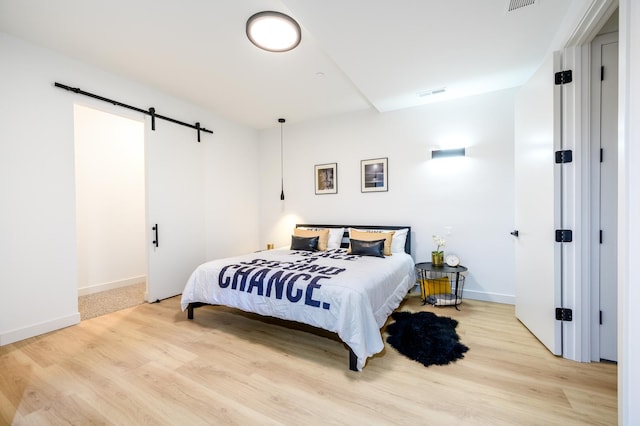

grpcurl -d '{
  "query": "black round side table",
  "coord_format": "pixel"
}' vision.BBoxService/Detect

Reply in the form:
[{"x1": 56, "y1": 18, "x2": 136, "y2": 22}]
[{"x1": 415, "y1": 262, "x2": 468, "y2": 309}]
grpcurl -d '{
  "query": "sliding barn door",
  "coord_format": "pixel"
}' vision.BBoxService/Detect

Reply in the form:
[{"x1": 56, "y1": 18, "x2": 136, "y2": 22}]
[
  {"x1": 514, "y1": 52, "x2": 563, "y2": 355},
  {"x1": 146, "y1": 121, "x2": 205, "y2": 302}
]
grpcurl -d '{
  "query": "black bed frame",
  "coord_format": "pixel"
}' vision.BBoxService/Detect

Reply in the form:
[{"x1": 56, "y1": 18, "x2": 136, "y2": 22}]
[{"x1": 186, "y1": 224, "x2": 412, "y2": 371}]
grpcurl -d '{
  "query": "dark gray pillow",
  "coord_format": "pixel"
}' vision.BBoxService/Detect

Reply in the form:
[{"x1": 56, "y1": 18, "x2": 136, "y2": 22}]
[
  {"x1": 291, "y1": 235, "x2": 319, "y2": 251},
  {"x1": 350, "y1": 238, "x2": 385, "y2": 258}
]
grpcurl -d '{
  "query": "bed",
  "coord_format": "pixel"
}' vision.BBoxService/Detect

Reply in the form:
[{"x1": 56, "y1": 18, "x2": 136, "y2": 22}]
[{"x1": 181, "y1": 224, "x2": 414, "y2": 371}]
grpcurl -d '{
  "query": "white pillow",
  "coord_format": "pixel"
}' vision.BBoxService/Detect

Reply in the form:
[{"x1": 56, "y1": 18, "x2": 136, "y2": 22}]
[
  {"x1": 390, "y1": 228, "x2": 409, "y2": 253},
  {"x1": 327, "y1": 227, "x2": 345, "y2": 249}
]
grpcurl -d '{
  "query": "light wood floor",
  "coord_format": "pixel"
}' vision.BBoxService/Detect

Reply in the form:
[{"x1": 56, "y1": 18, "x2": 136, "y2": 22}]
[{"x1": 0, "y1": 293, "x2": 617, "y2": 425}]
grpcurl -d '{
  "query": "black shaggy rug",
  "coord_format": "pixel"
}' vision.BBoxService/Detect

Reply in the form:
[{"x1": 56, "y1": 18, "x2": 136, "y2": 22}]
[{"x1": 386, "y1": 311, "x2": 469, "y2": 367}]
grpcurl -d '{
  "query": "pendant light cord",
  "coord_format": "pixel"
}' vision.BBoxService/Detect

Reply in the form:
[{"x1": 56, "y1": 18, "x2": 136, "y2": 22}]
[{"x1": 279, "y1": 118, "x2": 285, "y2": 200}]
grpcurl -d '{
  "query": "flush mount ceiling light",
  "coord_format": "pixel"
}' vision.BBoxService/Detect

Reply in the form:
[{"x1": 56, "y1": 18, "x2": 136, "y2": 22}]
[{"x1": 246, "y1": 11, "x2": 301, "y2": 52}]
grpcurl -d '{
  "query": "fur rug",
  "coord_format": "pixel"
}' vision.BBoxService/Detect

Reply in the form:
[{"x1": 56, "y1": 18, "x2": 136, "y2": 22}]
[{"x1": 386, "y1": 311, "x2": 469, "y2": 367}]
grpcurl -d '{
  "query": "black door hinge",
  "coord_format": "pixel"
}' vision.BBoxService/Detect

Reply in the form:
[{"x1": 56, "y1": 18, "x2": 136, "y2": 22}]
[
  {"x1": 600, "y1": 310, "x2": 603, "y2": 325},
  {"x1": 555, "y1": 229, "x2": 573, "y2": 242},
  {"x1": 555, "y1": 149, "x2": 573, "y2": 163},
  {"x1": 555, "y1": 70, "x2": 573, "y2": 85},
  {"x1": 556, "y1": 308, "x2": 573, "y2": 321}
]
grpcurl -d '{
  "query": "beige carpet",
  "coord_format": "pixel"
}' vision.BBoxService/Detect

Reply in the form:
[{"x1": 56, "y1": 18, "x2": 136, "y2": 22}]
[{"x1": 78, "y1": 282, "x2": 146, "y2": 320}]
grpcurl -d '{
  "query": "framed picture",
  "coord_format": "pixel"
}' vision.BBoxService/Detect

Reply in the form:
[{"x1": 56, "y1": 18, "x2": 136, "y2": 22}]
[
  {"x1": 315, "y1": 163, "x2": 337, "y2": 194},
  {"x1": 361, "y1": 157, "x2": 388, "y2": 192}
]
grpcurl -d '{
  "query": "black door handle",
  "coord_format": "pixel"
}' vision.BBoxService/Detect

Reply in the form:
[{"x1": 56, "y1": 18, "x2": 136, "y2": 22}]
[
  {"x1": 510, "y1": 230, "x2": 519, "y2": 237},
  {"x1": 152, "y1": 224, "x2": 159, "y2": 247}
]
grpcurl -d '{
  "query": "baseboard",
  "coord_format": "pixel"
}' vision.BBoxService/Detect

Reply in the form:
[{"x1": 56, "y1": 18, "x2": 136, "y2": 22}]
[
  {"x1": 463, "y1": 289, "x2": 515, "y2": 305},
  {"x1": 410, "y1": 284, "x2": 515, "y2": 305},
  {"x1": 78, "y1": 276, "x2": 146, "y2": 297},
  {"x1": 0, "y1": 312, "x2": 80, "y2": 346}
]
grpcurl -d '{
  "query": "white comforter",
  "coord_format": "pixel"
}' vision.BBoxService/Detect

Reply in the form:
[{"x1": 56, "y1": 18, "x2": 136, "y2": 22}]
[{"x1": 181, "y1": 248, "x2": 415, "y2": 370}]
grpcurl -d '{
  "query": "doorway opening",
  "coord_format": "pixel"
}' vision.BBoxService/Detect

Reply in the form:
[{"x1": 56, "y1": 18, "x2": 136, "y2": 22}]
[
  {"x1": 589, "y1": 12, "x2": 619, "y2": 362},
  {"x1": 73, "y1": 104, "x2": 147, "y2": 320}
]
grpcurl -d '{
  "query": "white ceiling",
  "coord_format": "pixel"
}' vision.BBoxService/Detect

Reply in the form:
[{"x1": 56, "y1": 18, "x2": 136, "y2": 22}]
[{"x1": 0, "y1": 0, "x2": 574, "y2": 129}]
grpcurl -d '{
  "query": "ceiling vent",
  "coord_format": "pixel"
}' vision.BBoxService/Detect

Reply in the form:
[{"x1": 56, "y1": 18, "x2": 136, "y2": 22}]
[
  {"x1": 507, "y1": 0, "x2": 536, "y2": 12},
  {"x1": 418, "y1": 88, "x2": 446, "y2": 97}
]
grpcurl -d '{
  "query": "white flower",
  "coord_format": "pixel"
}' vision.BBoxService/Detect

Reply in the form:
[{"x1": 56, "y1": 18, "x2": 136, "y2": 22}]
[{"x1": 432, "y1": 235, "x2": 446, "y2": 253}]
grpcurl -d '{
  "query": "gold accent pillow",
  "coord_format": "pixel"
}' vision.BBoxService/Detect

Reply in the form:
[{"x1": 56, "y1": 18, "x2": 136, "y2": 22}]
[
  {"x1": 349, "y1": 228, "x2": 395, "y2": 256},
  {"x1": 419, "y1": 276, "x2": 452, "y2": 299},
  {"x1": 294, "y1": 228, "x2": 330, "y2": 251}
]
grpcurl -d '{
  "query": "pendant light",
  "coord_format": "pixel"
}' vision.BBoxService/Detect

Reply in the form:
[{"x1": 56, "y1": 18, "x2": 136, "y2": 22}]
[{"x1": 279, "y1": 118, "x2": 286, "y2": 200}]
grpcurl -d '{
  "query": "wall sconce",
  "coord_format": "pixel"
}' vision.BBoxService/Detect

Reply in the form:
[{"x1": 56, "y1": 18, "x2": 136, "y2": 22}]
[{"x1": 431, "y1": 148, "x2": 466, "y2": 159}]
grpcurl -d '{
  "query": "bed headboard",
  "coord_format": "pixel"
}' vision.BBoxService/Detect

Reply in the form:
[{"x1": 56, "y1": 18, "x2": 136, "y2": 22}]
[{"x1": 296, "y1": 224, "x2": 412, "y2": 255}]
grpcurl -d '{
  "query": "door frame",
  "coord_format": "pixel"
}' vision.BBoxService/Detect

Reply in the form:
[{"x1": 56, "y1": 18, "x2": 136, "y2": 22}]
[
  {"x1": 560, "y1": 0, "x2": 618, "y2": 362},
  {"x1": 618, "y1": 1, "x2": 640, "y2": 421}
]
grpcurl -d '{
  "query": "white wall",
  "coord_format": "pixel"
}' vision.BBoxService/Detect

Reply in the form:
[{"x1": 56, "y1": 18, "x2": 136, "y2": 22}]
[
  {"x1": 0, "y1": 32, "x2": 79, "y2": 344},
  {"x1": 74, "y1": 104, "x2": 146, "y2": 295},
  {"x1": 0, "y1": 32, "x2": 260, "y2": 345},
  {"x1": 258, "y1": 89, "x2": 517, "y2": 303},
  {"x1": 203, "y1": 119, "x2": 261, "y2": 260}
]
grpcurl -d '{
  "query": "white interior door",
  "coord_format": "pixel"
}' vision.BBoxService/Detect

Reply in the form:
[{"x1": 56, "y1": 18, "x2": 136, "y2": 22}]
[
  {"x1": 146, "y1": 121, "x2": 205, "y2": 302},
  {"x1": 514, "y1": 52, "x2": 562, "y2": 355},
  {"x1": 591, "y1": 33, "x2": 619, "y2": 362}
]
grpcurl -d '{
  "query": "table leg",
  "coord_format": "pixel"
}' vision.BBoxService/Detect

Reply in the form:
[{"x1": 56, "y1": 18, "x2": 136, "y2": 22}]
[{"x1": 454, "y1": 272, "x2": 460, "y2": 310}]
